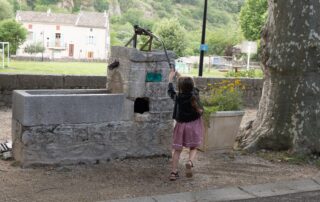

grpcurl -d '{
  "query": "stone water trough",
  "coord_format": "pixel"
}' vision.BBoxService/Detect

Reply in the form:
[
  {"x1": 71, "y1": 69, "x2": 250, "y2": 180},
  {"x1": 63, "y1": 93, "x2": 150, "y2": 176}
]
[{"x1": 12, "y1": 46, "x2": 176, "y2": 167}]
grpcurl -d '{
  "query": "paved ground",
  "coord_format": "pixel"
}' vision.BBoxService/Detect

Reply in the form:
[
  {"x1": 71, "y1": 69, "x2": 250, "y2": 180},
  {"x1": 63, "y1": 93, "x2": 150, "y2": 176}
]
[
  {"x1": 1, "y1": 108, "x2": 320, "y2": 202},
  {"x1": 105, "y1": 178, "x2": 320, "y2": 202},
  {"x1": 236, "y1": 191, "x2": 320, "y2": 202}
]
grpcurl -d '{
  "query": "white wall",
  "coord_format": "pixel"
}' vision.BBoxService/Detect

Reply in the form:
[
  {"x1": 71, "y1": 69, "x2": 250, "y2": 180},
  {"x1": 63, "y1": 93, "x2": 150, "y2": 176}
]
[{"x1": 17, "y1": 22, "x2": 108, "y2": 60}]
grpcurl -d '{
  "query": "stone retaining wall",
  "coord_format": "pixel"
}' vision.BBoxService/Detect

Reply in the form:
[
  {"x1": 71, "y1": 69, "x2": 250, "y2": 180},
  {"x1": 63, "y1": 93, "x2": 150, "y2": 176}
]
[
  {"x1": 0, "y1": 74, "x2": 106, "y2": 107},
  {"x1": 0, "y1": 74, "x2": 263, "y2": 108}
]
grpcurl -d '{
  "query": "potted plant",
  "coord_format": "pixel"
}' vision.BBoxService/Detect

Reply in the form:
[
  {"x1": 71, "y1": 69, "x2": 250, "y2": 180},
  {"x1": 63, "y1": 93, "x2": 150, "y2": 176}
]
[{"x1": 200, "y1": 79, "x2": 245, "y2": 152}]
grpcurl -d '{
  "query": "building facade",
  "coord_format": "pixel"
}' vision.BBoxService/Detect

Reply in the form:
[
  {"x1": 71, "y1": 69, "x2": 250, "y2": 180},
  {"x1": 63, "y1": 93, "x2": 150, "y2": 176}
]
[{"x1": 16, "y1": 10, "x2": 110, "y2": 60}]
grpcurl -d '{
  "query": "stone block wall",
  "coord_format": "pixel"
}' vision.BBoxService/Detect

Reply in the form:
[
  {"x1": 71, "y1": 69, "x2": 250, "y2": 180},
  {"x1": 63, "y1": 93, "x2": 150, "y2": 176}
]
[
  {"x1": 0, "y1": 74, "x2": 106, "y2": 107},
  {"x1": 0, "y1": 74, "x2": 263, "y2": 108},
  {"x1": 12, "y1": 113, "x2": 172, "y2": 167},
  {"x1": 107, "y1": 46, "x2": 176, "y2": 122}
]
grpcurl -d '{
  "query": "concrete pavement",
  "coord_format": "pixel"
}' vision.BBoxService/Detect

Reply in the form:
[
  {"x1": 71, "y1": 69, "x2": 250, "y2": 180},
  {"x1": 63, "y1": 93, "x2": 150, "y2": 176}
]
[
  {"x1": 236, "y1": 190, "x2": 320, "y2": 202},
  {"x1": 102, "y1": 177, "x2": 320, "y2": 202}
]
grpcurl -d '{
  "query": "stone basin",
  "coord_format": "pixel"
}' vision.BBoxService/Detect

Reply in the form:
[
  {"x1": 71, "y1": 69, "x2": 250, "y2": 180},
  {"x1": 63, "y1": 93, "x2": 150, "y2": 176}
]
[
  {"x1": 12, "y1": 89, "x2": 125, "y2": 126},
  {"x1": 11, "y1": 47, "x2": 175, "y2": 167}
]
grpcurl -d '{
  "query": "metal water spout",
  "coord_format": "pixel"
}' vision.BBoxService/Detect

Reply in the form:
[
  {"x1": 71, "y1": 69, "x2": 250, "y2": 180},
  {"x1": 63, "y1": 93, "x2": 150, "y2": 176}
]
[{"x1": 125, "y1": 25, "x2": 174, "y2": 70}]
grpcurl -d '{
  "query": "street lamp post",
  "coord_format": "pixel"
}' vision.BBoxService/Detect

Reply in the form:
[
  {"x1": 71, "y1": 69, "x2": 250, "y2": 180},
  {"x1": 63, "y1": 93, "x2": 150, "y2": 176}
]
[{"x1": 198, "y1": 0, "x2": 208, "y2": 77}]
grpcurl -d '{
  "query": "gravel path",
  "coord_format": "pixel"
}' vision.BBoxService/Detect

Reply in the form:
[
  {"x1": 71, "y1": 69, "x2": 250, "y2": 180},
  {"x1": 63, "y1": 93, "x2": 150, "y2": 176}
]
[{"x1": 0, "y1": 108, "x2": 319, "y2": 202}]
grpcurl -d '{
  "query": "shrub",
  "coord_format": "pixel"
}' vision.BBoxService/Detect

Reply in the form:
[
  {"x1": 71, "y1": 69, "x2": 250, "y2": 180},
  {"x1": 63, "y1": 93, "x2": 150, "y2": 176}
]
[
  {"x1": 24, "y1": 42, "x2": 45, "y2": 55},
  {"x1": 201, "y1": 80, "x2": 244, "y2": 124}
]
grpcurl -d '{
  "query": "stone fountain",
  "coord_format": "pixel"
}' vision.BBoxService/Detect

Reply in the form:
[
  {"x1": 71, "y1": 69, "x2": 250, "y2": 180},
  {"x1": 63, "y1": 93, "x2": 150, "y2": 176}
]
[{"x1": 12, "y1": 46, "x2": 176, "y2": 167}]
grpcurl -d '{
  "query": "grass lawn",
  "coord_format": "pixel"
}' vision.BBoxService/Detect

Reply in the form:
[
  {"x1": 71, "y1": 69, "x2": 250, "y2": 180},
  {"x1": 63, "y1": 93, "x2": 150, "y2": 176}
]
[
  {"x1": 183, "y1": 67, "x2": 227, "y2": 77},
  {"x1": 0, "y1": 61, "x2": 107, "y2": 75},
  {"x1": 0, "y1": 60, "x2": 262, "y2": 78},
  {"x1": 0, "y1": 61, "x2": 228, "y2": 77}
]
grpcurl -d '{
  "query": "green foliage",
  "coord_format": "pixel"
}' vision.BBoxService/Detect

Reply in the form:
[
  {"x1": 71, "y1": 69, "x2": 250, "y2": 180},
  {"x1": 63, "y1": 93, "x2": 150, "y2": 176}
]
[
  {"x1": 0, "y1": 0, "x2": 13, "y2": 21},
  {"x1": 201, "y1": 79, "x2": 244, "y2": 125},
  {"x1": 15, "y1": 1, "x2": 29, "y2": 10},
  {"x1": 112, "y1": 0, "x2": 245, "y2": 55},
  {"x1": 0, "y1": 19, "x2": 27, "y2": 54},
  {"x1": 173, "y1": 0, "x2": 199, "y2": 5},
  {"x1": 8, "y1": 0, "x2": 20, "y2": 12},
  {"x1": 201, "y1": 80, "x2": 243, "y2": 111},
  {"x1": 117, "y1": 0, "x2": 134, "y2": 12},
  {"x1": 37, "y1": 0, "x2": 61, "y2": 5},
  {"x1": 94, "y1": 0, "x2": 109, "y2": 12},
  {"x1": 184, "y1": 30, "x2": 201, "y2": 56},
  {"x1": 206, "y1": 83, "x2": 242, "y2": 110},
  {"x1": 240, "y1": 0, "x2": 268, "y2": 41},
  {"x1": 120, "y1": 8, "x2": 154, "y2": 29},
  {"x1": 24, "y1": 42, "x2": 45, "y2": 54},
  {"x1": 225, "y1": 69, "x2": 263, "y2": 78},
  {"x1": 110, "y1": 22, "x2": 134, "y2": 46},
  {"x1": 72, "y1": 0, "x2": 81, "y2": 12},
  {"x1": 34, "y1": 4, "x2": 68, "y2": 13},
  {"x1": 207, "y1": 8, "x2": 231, "y2": 26},
  {"x1": 207, "y1": 25, "x2": 243, "y2": 55},
  {"x1": 214, "y1": 0, "x2": 245, "y2": 13},
  {"x1": 26, "y1": 0, "x2": 36, "y2": 10},
  {"x1": 153, "y1": 18, "x2": 187, "y2": 57}
]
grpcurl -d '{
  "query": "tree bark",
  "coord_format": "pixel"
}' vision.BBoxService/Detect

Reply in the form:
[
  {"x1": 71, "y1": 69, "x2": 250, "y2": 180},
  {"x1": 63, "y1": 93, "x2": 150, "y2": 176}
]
[{"x1": 236, "y1": 0, "x2": 320, "y2": 154}]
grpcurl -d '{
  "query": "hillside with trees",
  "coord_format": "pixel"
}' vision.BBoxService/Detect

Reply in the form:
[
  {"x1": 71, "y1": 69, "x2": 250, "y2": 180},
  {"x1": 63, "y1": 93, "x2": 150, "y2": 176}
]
[{"x1": 5, "y1": 0, "x2": 246, "y2": 56}]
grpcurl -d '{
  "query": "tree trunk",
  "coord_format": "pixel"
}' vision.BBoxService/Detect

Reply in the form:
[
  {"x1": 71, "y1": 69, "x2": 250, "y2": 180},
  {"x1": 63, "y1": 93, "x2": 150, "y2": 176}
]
[{"x1": 236, "y1": 0, "x2": 320, "y2": 154}]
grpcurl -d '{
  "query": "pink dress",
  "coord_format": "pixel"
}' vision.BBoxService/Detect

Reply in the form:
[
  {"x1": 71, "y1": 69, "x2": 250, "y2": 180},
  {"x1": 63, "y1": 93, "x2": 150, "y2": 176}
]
[{"x1": 172, "y1": 118, "x2": 204, "y2": 150}]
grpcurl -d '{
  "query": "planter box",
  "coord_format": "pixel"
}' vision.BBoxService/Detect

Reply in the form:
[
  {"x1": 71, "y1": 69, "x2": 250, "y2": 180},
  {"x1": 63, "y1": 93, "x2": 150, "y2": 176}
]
[{"x1": 201, "y1": 111, "x2": 245, "y2": 152}]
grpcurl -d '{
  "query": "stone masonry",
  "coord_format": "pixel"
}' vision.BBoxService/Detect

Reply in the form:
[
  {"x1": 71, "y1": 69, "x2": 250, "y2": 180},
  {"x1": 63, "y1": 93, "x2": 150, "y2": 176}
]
[
  {"x1": 12, "y1": 47, "x2": 176, "y2": 167},
  {"x1": 0, "y1": 74, "x2": 263, "y2": 108}
]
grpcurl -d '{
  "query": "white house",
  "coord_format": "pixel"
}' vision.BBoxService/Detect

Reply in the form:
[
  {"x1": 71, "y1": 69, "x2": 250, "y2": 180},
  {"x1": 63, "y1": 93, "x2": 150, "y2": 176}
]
[{"x1": 16, "y1": 10, "x2": 110, "y2": 60}]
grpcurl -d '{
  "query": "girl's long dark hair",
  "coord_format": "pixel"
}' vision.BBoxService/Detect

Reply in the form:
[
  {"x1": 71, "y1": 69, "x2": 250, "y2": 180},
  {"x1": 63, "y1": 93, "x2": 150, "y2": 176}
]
[
  {"x1": 178, "y1": 77, "x2": 203, "y2": 114},
  {"x1": 178, "y1": 77, "x2": 194, "y2": 93}
]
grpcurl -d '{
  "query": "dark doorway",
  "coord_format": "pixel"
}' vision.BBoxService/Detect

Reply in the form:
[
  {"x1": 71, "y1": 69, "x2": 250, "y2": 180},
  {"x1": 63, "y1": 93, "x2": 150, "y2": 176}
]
[
  {"x1": 69, "y1": 44, "x2": 74, "y2": 57},
  {"x1": 134, "y1": 97, "x2": 150, "y2": 114}
]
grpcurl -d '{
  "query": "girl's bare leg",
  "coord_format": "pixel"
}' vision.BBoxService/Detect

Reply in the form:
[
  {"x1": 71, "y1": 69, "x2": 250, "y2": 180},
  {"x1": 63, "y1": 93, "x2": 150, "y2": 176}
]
[
  {"x1": 171, "y1": 149, "x2": 182, "y2": 172},
  {"x1": 189, "y1": 148, "x2": 197, "y2": 163},
  {"x1": 186, "y1": 148, "x2": 197, "y2": 178}
]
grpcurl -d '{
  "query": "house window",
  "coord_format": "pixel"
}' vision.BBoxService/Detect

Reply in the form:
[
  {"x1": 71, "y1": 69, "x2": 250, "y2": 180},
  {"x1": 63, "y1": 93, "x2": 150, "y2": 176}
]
[
  {"x1": 28, "y1": 24, "x2": 32, "y2": 29},
  {"x1": 55, "y1": 33, "x2": 61, "y2": 39},
  {"x1": 88, "y1": 35, "x2": 94, "y2": 45},
  {"x1": 55, "y1": 33, "x2": 61, "y2": 47},
  {"x1": 56, "y1": 25, "x2": 60, "y2": 31}
]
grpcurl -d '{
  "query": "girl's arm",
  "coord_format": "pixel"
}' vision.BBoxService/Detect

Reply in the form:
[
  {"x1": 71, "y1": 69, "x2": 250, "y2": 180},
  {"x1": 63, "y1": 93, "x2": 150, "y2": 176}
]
[
  {"x1": 168, "y1": 83, "x2": 176, "y2": 100},
  {"x1": 168, "y1": 70, "x2": 177, "y2": 100}
]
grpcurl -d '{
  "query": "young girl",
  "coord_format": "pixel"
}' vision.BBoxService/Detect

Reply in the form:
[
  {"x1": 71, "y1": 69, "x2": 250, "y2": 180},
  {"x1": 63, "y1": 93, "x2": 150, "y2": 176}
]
[{"x1": 167, "y1": 69, "x2": 204, "y2": 181}]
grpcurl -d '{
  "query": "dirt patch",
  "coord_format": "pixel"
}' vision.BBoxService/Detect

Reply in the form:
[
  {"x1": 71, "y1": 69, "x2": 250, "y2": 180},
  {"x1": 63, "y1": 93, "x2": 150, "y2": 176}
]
[
  {"x1": 0, "y1": 108, "x2": 319, "y2": 202},
  {"x1": 0, "y1": 151, "x2": 319, "y2": 202}
]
